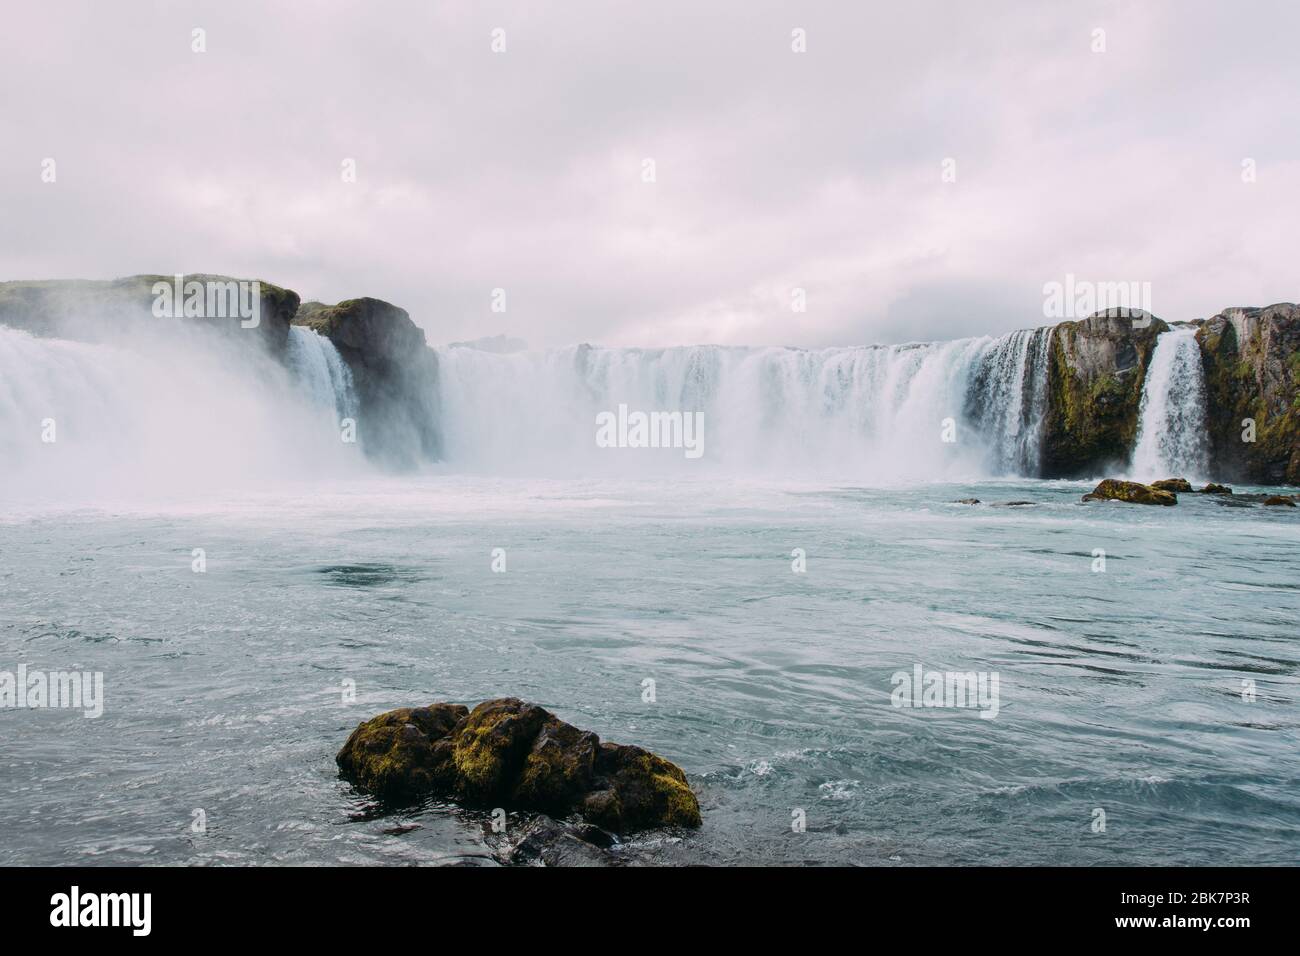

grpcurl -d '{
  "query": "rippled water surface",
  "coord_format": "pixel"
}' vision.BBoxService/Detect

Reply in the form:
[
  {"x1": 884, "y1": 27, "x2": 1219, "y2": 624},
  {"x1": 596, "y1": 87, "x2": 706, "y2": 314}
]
[{"x1": 2, "y1": 477, "x2": 1297, "y2": 865}]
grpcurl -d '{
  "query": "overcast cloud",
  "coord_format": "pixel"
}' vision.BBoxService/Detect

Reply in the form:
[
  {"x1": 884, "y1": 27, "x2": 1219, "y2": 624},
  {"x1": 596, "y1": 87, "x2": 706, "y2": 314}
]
[{"x1": 2, "y1": 0, "x2": 1297, "y2": 348}]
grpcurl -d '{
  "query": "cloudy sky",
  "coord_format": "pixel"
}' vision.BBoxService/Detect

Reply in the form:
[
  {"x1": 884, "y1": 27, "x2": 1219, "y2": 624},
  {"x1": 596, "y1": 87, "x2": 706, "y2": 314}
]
[{"x1": 2, "y1": 0, "x2": 1297, "y2": 348}]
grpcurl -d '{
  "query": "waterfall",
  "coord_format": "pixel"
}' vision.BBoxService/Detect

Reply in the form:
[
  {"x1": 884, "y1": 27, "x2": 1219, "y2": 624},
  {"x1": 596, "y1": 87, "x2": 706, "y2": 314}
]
[
  {"x1": 1131, "y1": 326, "x2": 1210, "y2": 481},
  {"x1": 435, "y1": 328, "x2": 1057, "y2": 480},
  {"x1": 286, "y1": 326, "x2": 358, "y2": 422},
  {"x1": 0, "y1": 324, "x2": 364, "y2": 502},
  {"x1": 964, "y1": 327, "x2": 1054, "y2": 476}
]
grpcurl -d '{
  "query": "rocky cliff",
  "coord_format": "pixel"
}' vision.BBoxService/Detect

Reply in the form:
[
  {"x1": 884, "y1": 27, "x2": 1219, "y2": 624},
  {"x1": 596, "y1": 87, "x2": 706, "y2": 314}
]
[
  {"x1": 0, "y1": 275, "x2": 299, "y2": 352},
  {"x1": 1039, "y1": 311, "x2": 1168, "y2": 478},
  {"x1": 1196, "y1": 304, "x2": 1300, "y2": 484},
  {"x1": 293, "y1": 297, "x2": 440, "y2": 468},
  {"x1": 1, "y1": 275, "x2": 1294, "y2": 483},
  {"x1": 0, "y1": 276, "x2": 441, "y2": 470}
]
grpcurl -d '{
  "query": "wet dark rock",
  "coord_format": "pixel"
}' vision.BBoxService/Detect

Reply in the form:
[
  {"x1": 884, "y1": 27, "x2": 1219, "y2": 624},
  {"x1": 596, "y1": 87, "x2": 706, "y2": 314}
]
[
  {"x1": 1200, "y1": 483, "x2": 1234, "y2": 494},
  {"x1": 337, "y1": 697, "x2": 701, "y2": 833},
  {"x1": 335, "y1": 703, "x2": 468, "y2": 800},
  {"x1": 1196, "y1": 304, "x2": 1300, "y2": 484},
  {"x1": 1263, "y1": 495, "x2": 1296, "y2": 507},
  {"x1": 1041, "y1": 310, "x2": 1167, "y2": 478},
  {"x1": 953, "y1": 498, "x2": 981, "y2": 505},
  {"x1": 1151, "y1": 478, "x2": 1193, "y2": 492},
  {"x1": 293, "y1": 297, "x2": 440, "y2": 468},
  {"x1": 1082, "y1": 478, "x2": 1177, "y2": 506},
  {"x1": 500, "y1": 815, "x2": 619, "y2": 867},
  {"x1": 992, "y1": 501, "x2": 1036, "y2": 507}
]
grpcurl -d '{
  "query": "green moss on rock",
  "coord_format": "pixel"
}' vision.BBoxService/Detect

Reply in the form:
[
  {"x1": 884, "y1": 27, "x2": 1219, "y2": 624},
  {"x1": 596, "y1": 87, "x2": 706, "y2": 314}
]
[
  {"x1": 1082, "y1": 478, "x2": 1177, "y2": 506},
  {"x1": 1196, "y1": 305, "x2": 1300, "y2": 484},
  {"x1": 334, "y1": 703, "x2": 467, "y2": 800},
  {"x1": 588, "y1": 744, "x2": 703, "y2": 831},
  {"x1": 512, "y1": 716, "x2": 598, "y2": 812},
  {"x1": 451, "y1": 698, "x2": 547, "y2": 801},
  {"x1": 337, "y1": 697, "x2": 701, "y2": 833},
  {"x1": 1040, "y1": 311, "x2": 1167, "y2": 477}
]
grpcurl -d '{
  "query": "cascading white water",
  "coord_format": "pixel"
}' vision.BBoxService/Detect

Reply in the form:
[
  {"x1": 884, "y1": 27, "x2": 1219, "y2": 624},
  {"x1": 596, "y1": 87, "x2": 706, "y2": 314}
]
[
  {"x1": 1131, "y1": 326, "x2": 1210, "y2": 481},
  {"x1": 435, "y1": 328, "x2": 1057, "y2": 480},
  {"x1": 0, "y1": 324, "x2": 365, "y2": 503},
  {"x1": 286, "y1": 326, "x2": 358, "y2": 422}
]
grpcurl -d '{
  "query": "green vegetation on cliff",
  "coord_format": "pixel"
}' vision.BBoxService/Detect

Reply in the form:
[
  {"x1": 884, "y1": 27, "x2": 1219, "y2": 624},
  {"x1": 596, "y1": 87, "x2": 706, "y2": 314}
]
[
  {"x1": 1040, "y1": 312, "x2": 1167, "y2": 477},
  {"x1": 1196, "y1": 305, "x2": 1300, "y2": 484}
]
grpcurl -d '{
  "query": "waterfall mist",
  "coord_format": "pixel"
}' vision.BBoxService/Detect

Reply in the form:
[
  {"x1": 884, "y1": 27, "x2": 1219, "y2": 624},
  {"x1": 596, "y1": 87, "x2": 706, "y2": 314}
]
[
  {"x1": 435, "y1": 328, "x2": 1057, "y2": 481},
  {"x1": 0, "y1": 322, "x2": 366, "y2": 505}
]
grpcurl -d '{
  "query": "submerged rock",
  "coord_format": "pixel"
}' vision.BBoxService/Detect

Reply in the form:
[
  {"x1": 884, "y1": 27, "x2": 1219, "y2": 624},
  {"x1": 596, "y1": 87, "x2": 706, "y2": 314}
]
[
  {"x1": 953, "y1": 498, "x2": 981, "y2": 505},
  {"x1": 1151, "y1": 478, "x2": 1193, "y2": 492},
  {"x1": 1200, "y1": 483, "x2": 1234, "y2": 494},
  {"x1": 337, "y1": 697, "x2": 701, "y2": 833},
  {"x1": 1081, "y1": 478, "x2": 1177, "y2": 506},
  {"x1": 500, "y1": 815, "x2": 619, "y2": 867},
  {"x1": 1263, "y1": 495, "x2": 1296, "y2": 507}
]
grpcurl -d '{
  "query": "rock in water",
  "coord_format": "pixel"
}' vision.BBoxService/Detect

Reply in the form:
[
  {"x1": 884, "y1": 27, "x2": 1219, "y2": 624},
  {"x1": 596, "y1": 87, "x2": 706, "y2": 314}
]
[
  {"x1": 1151, "y1": 478, "x2": 1193, "y2": 492},
  {"x1": 334, "y1": 703, "x2": 467, "y2": 799},
  {"x1": 1081, "y1": 478, "x2": 1177, "y2": 506},
  {"x1": 337, "y1": 697, "x2": 701, "y2": 832},
  {"x1": 1200, "y1": 483, "x2": 1233, "y2": 494},
  {"x1": 1263, "y1": 495, "x2": 1296, "y2": 507}
]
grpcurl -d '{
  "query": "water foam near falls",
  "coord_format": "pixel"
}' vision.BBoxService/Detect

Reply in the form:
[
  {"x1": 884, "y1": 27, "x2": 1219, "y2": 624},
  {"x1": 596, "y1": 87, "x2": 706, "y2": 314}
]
[
  {"x1": 1131, "y1": 326, "x2": 1210, "y2": 482},
  {"x1": 435, "y1": 328, "x2": 1056, "y2": 480},
  {"x1": 0, "y1": 324, "x2": 366, "y2": 503}
]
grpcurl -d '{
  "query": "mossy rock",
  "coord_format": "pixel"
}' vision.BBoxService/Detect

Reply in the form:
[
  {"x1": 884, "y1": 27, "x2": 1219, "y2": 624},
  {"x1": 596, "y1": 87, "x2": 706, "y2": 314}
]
[
  {"x1": 585, "y1": 744, "x2": 702, "y2": 831},
  {"x1": 337, "y1": 698, "x2": 701, "y2": 833},
  {"x1": 512, "y1": 716, "x2": 599, "y2": 812},
  {"x1": 1200, "y1": 483, "x2": 1233, "y2": 494},
  {"x1": 1263, "y1": 495, "x2": 1296, "y2": 507},
  {"x1": 1082, "y1": 478, "x2": 1177, "y2": 506},
  {"x1": 452, "y1": 698, "x2": 548, "y2": 802},
  {"x1": 1151, "y1": 478, "x2": 1193, "y2": 493},
  {"x1": 335, "y1": 703, "x2": 467, "y2": 800}
]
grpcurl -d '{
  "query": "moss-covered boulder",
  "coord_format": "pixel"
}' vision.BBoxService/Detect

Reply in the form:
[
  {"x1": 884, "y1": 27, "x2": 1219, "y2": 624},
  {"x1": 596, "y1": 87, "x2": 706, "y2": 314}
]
[
  {"x1": 337, "y1": 697, "x2": 701, "y2": 833},
  {"x1": 335, "y1": 703, "x2": 468, "y2": 800},
  {"x1": 1151, "y1": 478, "x2": 1193, "y2": 492},
  {"x1": 513, "y1": 716, "x2": 599, "y2": 812},
  {"x1": 1196, "y1": 304, "x2": 1300, "y2": 484},
  {"x1": 1200, "y1": 483, "x2": 1233, "y2": 494},
  {"x1": 582, "y1": 744, "x2": 702, "y2": 832},
  {"x1": 451, "y1": 698, "x2": 549, "y2": 801},
  {"x1": 1040, "y1": 310, "x2": 1168, "y2": 478},
  {"x1": 1082, "y1": 478, "x2": 1177, "y2": 506}
]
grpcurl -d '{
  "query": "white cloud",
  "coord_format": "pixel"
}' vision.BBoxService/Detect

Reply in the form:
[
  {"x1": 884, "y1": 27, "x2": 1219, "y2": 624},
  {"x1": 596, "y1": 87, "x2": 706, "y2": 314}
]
[{"x1": 1, "y1": 0, "x2": 1296, "y2": 347}]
